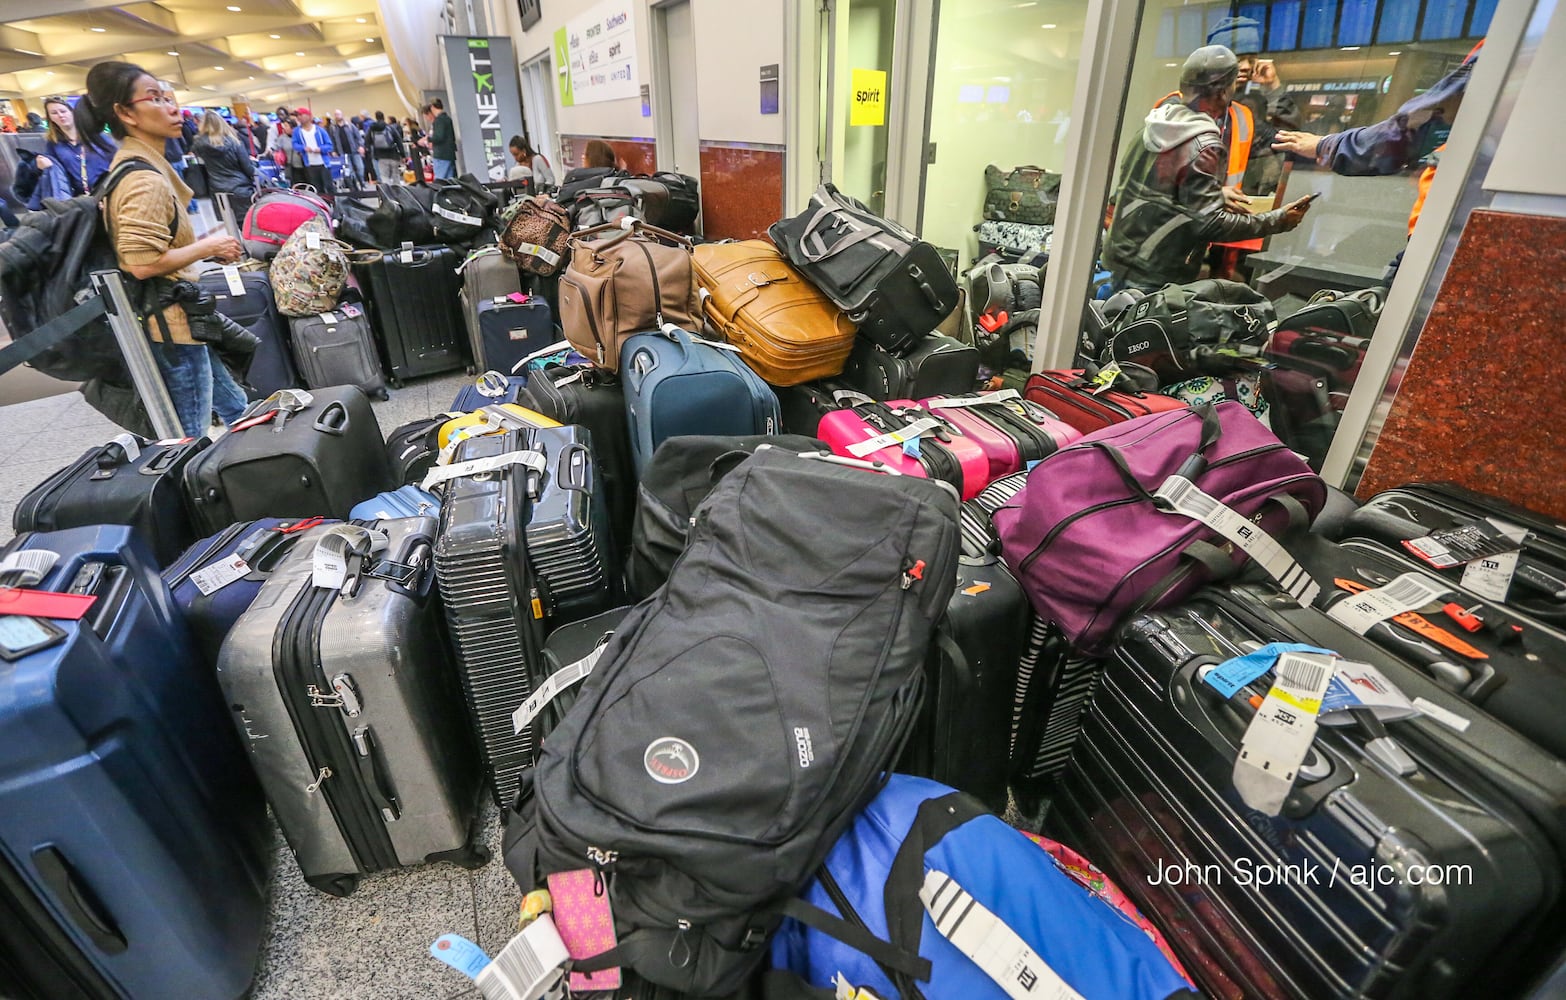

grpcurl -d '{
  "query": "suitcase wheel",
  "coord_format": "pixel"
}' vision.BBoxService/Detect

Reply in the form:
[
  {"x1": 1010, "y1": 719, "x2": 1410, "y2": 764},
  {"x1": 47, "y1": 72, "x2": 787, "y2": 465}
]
[{"x1": 306, "y1": 871, "x2": 361, "y2": 897}]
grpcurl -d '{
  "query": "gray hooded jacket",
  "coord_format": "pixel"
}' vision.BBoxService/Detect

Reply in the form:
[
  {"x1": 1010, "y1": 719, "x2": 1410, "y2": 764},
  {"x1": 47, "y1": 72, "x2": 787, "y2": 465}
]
[{"x1": 1102, "y1": 102, "x2": 1291, "y2": 288}]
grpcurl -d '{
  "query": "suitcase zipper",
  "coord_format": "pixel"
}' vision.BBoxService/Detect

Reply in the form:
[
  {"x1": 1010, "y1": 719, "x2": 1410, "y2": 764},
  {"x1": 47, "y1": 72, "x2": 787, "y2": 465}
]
[
  {"x1": 561, "y1": 275, "x2": 608, "y2": 365},
  {"x1": 636, "y1": 242, "x2": 665, "y2": 327},
  {"x1": 818, "y1": 860, "x2": 927, "y2": 1000},
  {"x1": 14, "y1": 448, "x2": 106, "y2": 531},
  {"x1": 274, "y1": 584, "x2": 399, "y2": 872}
]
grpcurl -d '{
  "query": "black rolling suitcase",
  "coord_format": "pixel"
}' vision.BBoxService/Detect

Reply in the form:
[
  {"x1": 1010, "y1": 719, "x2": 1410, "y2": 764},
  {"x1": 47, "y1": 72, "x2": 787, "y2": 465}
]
[
  {"x1": 1336, "y1": 482, "x2": 1566, "y2": 627},
  {"x1": 775, "y1": 380, "x2": 861, "y2": 437},
  {"x1": 519, "y1": 362, "x2": 635, "y2": 562},
  {"x1": 14, "y1": 436, "x2": 209, "y2": 566},
  {"x1": 526, "y1": 424, "x2": 617, "y2": 626},
  {"x1": 1048, "y1": 582, "x2": 1566, "y2": 1000},
  {"x1": 433, "y1": 429, "x2": 550, "y2": 807},
  {"x1": 897, "y1": 549, "x2": 1027, "y2": 813},
  {"x1": 182, "y1": 386, "x2": 394, "y2": 534},
  {"x1": 841, "y1": 333, "x2": 980, "y2": 401},
  {"x1": 1289, "y1": 534, "x2": 1566, "y2": 761},
  {"x1": 385, "y1": 412, "x2": 459, "y2": 487},
  {"x1": 533, "y1": 606, "x2": 633, "y2": 740},
  {"x1": 200, "y1": 268, "x2": 299, "y2": 398},
  {"x1": 354, "y1": 243, "x2": 468, "y2": 385}
]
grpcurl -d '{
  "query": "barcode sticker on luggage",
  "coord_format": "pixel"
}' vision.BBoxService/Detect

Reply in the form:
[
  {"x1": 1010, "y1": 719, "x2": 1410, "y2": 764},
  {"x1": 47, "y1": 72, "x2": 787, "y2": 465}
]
[
  {"x1": 1234, "y1": 652, "x2": 1335, "y2": 815},
  {"x1": 920, "y1": 870, "x2": 1084, "y2": 1000},
  {"x1": 474, "y1": 916, "x2": 570, "y2": 1000},
  {"x1": 1154, "y1": 475, "x2": 1321, "y2": 607},
  {"x1": 511, "y1": 242, "x2": 562, "y2": 268},
  {"x1": 512, "y1": 644, "x2": 610, "y2": 734},
  {"x1": 433, "y1": 203, "x2": 485, "y2": 227},
  {"x1": 923, "y1": 389, "x2": 1022, "y2": 410},
  {"x1": 191, "y1": 554, "x2": 250, "y2": 596},
  {"x1": 109, "y1": 433, "x2": 141, "y2": 465},
  {"x1": 222, "y1": 264, "x2": 246, "y2": 296},
  {"x1": 320, "y1": 311, "x2": 338, "y2": 326},
  {"x1": 847, "y1": 417, "x2": 941, "y2": 458},
  {"x1": 1326, "y1": 572, "x2": 1447, "y2": 635}
]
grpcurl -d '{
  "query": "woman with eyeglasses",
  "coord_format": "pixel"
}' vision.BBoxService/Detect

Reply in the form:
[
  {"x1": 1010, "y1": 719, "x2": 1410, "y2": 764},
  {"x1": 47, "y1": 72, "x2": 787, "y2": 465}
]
[
  {"x1": 36, "y1": 96, "x2": 116, "y2": 196},
  {"x1": 76, "y1": 60, "x2": 248, "y2": 436}
]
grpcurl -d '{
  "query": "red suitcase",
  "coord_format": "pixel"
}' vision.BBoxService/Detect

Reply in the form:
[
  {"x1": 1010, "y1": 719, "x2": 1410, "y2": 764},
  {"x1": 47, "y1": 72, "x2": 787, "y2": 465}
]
[
  {"x1": 918, "y1": 390, "x2": 1081, "y2": 482},
  {"x1": 1023, "y1": 369, "x2": 1186, "y2": 435},
  {"x1": 817, "y1": 399, "x2": 989, "y2": 498}
]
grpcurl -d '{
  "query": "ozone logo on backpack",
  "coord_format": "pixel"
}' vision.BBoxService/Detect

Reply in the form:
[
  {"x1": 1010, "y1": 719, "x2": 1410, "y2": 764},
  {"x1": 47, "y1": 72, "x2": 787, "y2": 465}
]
[{"x1": 645, "y1": 737, "x2": 700, "y2": 784}]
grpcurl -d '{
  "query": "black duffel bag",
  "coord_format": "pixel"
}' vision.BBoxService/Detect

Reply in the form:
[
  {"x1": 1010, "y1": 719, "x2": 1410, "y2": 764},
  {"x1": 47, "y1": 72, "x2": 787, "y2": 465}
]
[
  {"x1": 1103, "y1": 278, "x2": 1276, "y2": 384},
  {"x1": 431, "y1": 173, "x2": 500, "y2": 245},
  {"x1": 770, "y1": 183, "x2": 958, "y2": 356},
  {"x1": 366, "y1": 184, "x2": 435, "y2": 249}
]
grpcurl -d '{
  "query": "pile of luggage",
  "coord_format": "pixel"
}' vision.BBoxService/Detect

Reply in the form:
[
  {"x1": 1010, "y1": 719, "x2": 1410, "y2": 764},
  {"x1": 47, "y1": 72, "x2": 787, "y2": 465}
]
[{"x1": 5, "y1": 173, "x2": 1566, "y2": 1000}]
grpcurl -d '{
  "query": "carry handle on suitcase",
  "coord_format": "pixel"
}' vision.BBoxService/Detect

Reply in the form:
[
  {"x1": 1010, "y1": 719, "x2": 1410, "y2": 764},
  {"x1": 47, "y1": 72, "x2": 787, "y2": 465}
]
[
  {"x1": 572, "y1": 217, "x2": 692, "y2": 252},
  {"x1": 312, "y1": 399, "x2": 352, "y2": 437}
]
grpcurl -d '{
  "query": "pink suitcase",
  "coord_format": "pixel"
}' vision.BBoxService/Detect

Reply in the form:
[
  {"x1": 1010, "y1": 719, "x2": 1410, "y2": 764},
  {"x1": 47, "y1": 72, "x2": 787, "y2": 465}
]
[
  {"x1": 818, "y1": 399, "x2": 990, "y2": 499},
  {"x1": 918, "y1": 390, "x2": 1082, "y2": 481}
]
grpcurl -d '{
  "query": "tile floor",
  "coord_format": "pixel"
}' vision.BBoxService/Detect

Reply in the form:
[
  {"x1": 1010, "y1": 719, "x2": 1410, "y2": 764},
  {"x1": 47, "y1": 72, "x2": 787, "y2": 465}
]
[{"x1": 0, "y1": 370, "x2": 522, "y2": 1000}]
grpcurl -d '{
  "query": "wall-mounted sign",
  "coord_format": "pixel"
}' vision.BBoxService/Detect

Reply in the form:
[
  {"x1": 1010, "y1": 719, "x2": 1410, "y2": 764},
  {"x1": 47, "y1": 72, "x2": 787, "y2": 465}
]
[
  {"x1": 760, "y1": 64, "x2": 779, "y2": 115},
  {"x1": 849, "y1": 68, "x2": 886, "y2": 127},
  {"x1": 517, "y1": 0, "x2": 541, "y2": 31},
  {"x1": 556, "y1": 0, "x2": 640, "y2": 107}
]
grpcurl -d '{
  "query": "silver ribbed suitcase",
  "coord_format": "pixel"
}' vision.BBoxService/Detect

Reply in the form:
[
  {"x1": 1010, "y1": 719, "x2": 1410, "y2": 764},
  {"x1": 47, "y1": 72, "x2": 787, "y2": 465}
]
[
  {"x1": 215, "y1": 517, "x2": 486, "y2": 896},
  {"x1": 434, "y1": 430, "x2": 548, "y2": 808},
  {"x1": 527, "y1": 424, "x2": 615, "y2": 624}
]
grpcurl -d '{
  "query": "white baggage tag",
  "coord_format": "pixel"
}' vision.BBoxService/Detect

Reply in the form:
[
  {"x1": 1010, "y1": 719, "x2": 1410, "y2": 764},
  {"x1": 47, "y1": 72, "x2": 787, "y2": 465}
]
[
  {"x1": 1459, "y1": 521, "x2": 1527, "y2": 600},
  {"x1": 1325, "y1": 572, "x2": 1447, "y2": 635},
  {"x1": 310, "y1": 525, "x2": 387, "y2": 590},
  {"x1": 191, "y1": 555, "x2": 250, "y2": 596},
  {"x1": 920, "y1": 870, "x2": 1083, "y2": 1000},
  {"x1": 305, "y1": 230, "x2": 322, "y2": 250},
  {"x1": 1233, "y1": 651, "x2": 1336, "y2": 815},
  {"x1": 847, "y1": 417, "x2": 940, "y2": 458},
  {"x1": 923, "y1": 389, "x2": 1022, "y2": 410},
  {"x1": 512, "y1": 242, "x2": 562, "y2": 268},
  {"x1": 400, "y1": 247, "x2": 415, "y2": 264},
  {"x1": 421, "y1": 450, "x2": 547, "y2": 492},
  {"x1": 513, "y1": 643, "x2": 612, "y2": 734},
  {"x1": 474, "y1": 916, "x2": 570, "y2": 1000},
  {"x1": 1153, "y1": 475, "x2": 1320, "y2": 606},
  {"x1": 222, "y1": 264, "x2": 246, "y2": 296},
  {"x1": 320, "y1": 311, "x2": 338, "y2": 326},
  {"x1": 108, "y1": 433, "x2": 141, "y2": 465}
]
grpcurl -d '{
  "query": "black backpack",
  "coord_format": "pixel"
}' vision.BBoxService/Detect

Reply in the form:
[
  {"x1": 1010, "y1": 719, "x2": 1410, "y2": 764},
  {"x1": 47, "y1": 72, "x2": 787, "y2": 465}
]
[
  {"x1": 366, "y1": 184, "x2": 436, "y2": 249},
  {"x1": 505, "y1": 446, "x2": 959, "y2": 996},
  {"x1": 1103, "y1": 278, "x2": 1276, "y2": 384},
  {"x1": 0, "y1": 159, "x2": 165, "y2": 383}
]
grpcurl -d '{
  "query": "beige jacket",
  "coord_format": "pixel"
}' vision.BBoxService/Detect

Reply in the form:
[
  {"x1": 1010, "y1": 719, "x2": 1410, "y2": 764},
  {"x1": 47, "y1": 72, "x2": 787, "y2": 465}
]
[{"x1": 107, "y1": 134, "x2": 199, "y2": 344}]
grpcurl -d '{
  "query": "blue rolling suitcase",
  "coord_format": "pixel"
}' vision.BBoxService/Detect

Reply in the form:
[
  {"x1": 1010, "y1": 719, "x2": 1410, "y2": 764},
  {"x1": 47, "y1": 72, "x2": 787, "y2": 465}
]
[
  {"x1": 164, "y1": 516, "x2": 339, "y2": 669},
  {"x1": 471, "y1": 296, "x2": 554, "y2": 375},
  {"x1": 450, "y1": 370, "x2": 529, "y2": 410},
  {"x1": 349, "y1": 485, "x2": 441, "y2": 521},
  {"x1": 0, "y1": 526, "x2": 271, "y2": 1000},
  {"x1": 620, "y1": 324, "x2": 780, "y2": 474}
]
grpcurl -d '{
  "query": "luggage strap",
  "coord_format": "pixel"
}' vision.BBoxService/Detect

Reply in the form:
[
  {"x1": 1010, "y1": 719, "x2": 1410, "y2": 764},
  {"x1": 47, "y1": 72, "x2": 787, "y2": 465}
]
[
  {"x1": 311, "y1": 524, "x2": 389, "y2": 594},
  {"x1": 510, "y1": 632, "x2": 617, "y2": 734},
  {"x1": 0, "y1": 297, "x2": 108, "y2": 379}
]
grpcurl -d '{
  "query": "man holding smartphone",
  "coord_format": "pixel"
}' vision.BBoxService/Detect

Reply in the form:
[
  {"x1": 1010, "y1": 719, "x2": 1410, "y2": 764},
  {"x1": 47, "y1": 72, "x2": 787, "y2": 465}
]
[{"x1": 1103, "y1": 45, "x2": 1313, "y2": 295}]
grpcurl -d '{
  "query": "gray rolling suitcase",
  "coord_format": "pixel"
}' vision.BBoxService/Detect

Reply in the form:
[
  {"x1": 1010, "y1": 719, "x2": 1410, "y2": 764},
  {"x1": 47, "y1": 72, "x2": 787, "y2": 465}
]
[
  {"x1": 215, "y1": 517, "x2": 487, "y2": 896},
  {"x1": 288, "y1": 303, "x2": 388, "y2": 400},
  {"x1": 459, "y1": 247, "x2": 525, "y2": 366},
  {"x1": 434, "y1": 429, "x2": 550, "y2": 808}
]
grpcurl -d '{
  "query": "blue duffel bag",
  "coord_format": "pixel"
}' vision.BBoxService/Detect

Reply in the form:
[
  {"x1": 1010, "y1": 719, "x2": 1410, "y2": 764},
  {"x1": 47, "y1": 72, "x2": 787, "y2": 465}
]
[
  {"x1": 621, "y1": 324, "x2": 780, "y2": 474},
  {"x1": 770, "y1": 775, "x2": 1196, "y2": 1000}
]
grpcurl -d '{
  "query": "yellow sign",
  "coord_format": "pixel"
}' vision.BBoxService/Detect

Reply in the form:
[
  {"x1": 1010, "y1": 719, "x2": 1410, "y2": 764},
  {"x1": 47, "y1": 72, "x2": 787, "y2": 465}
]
[{"x1": 849, "y1": 68, "x2": 887, "y2": 127}]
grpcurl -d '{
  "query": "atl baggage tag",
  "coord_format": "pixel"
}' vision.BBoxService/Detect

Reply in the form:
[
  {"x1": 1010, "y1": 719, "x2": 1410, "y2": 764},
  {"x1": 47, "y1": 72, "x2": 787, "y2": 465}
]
[
  {"x1": 848, "y1": 417, "x2": 940, "y2": 458},
  {"x1": 921, "y1": 870, "x2": 1083, "y2": 1000},
  {"x1": 1153, "y1": 475, "x2": 1321, "y2": 607},
  {"x1": 190, "y1": 555, "x2": 250, "y2": 596},
  {"x1": 1233, "y1": 651, "x2": 1336, "y2": 815},
  {"x1": 923, "y1": 389, "x2": 1022, "y2": 410},
  {"x1": 1324, "y1": 573, "x2": 1447, "y2": 635},
  {"x1": 222, "y1": 264, "x2": 246, "y2": 296}
]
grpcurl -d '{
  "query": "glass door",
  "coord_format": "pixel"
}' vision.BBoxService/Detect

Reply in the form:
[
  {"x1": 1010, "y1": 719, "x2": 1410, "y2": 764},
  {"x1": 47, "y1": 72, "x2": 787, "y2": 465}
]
[{"x1": 820, "y1": 0, "x2": 900, "y2": 216}]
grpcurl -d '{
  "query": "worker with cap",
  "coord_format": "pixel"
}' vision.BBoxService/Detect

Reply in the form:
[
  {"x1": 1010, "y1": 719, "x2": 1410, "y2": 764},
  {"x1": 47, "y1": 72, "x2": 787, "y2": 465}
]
[{"x1": 1103, "y1": 45, "x2": 1312, "y2": 295}]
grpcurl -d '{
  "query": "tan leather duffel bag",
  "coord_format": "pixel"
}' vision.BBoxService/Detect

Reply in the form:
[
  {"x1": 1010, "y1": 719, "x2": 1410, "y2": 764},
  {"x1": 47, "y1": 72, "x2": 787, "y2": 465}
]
[
  {"x1": 693, "y1": 240, "x2": 856, "y2": 386},
  {"x1": 559, "y1": 219, "x2": 699, "y2": 371}
]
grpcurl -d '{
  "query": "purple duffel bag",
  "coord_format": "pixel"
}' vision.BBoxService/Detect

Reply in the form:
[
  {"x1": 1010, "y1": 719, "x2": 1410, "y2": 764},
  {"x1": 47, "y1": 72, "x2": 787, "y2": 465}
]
[{"x1": 994, "y1": 401, "x2": 1325, "y2": 652}]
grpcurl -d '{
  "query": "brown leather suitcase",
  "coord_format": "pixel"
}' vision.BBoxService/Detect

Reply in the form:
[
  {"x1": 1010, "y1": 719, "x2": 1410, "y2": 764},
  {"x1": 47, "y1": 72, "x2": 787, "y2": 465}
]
[
  {"x1": 693, "y1": 239, "x2": 856, "y2": 386},
  {"x1": 559, "y1": 220, "x2": 699, "y2": 371}
]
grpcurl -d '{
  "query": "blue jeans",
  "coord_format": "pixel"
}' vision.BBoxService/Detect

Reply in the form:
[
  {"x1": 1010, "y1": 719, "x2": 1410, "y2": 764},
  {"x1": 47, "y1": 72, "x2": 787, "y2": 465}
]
[
  {"x1": 432, "y1": 157, "x2": 456, "y2": 180},
  {"x1": 154, "y1": 342, "x2": 249, "y2": 436}
]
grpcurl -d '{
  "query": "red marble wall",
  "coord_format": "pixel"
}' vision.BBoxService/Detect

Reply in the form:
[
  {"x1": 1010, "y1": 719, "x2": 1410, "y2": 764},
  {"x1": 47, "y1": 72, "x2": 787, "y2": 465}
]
[
  {"x1": 698, "y1": 142, "x2": 785, "y2": 241},
  {"x1": 1358, "y1": 209, "x2": 1566, "y2": 519},
  {"x1": 559, "y1": 134, "x2": 657, "y2": 175}
]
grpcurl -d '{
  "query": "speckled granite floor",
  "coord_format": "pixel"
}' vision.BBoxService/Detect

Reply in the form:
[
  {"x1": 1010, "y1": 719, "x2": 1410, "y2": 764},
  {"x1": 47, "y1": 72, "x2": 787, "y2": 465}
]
[{"x1": 0, "y1": 370, "x2": 516, "y2": 999}]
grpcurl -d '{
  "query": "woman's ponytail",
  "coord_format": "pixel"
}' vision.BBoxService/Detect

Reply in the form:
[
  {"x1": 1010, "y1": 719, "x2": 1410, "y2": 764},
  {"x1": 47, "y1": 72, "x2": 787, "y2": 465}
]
[{"x1": 77, "y1": 61, "x2": 150, "y2": 153}]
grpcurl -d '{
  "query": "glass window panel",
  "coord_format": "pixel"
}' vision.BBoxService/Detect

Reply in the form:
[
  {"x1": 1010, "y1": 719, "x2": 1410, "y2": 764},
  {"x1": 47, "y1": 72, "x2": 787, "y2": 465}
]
[
  {"x1": 1470, "y1": 0, "x2": 1499, "y2": 36},
  {"x1": 1339, "y1": 0, "x2": 1377, "y2": 46},
  {"x1": 1178, "y1": 8, "x2": 1207, "y2": 56},
  {"x1": 1420, "y1": 1, "x2": 1467, "y2": 41},
  {"x1": 1270, "y1": 0, "x2": 1302, "y2": 50},
  {"x1": 1301, "y1": 0, "x2": 1339, "y2": 49},
  {"x1": 1156, "y1": 10, "x2": 1178, "y2": 59},
  {"x1": 1375, "y1": 0, "x2": 1418, "y2": 43}
]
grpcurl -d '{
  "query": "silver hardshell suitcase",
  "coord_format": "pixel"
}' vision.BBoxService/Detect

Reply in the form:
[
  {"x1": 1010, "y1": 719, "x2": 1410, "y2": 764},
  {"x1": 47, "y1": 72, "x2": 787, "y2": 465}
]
[
  {"x1": 215, "y1": 517, "x2": 486, "y2": 896},
  {"x1": 527, "y1": 424, "x2": 616, "y2": 624}
]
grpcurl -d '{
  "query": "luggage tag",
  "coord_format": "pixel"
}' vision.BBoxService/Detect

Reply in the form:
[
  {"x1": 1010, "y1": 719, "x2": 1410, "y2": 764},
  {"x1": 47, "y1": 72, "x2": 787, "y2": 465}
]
[
  {"x1": 513, "y1": 639, "x2": 614, "y2": 734},
  {"x1": 923, "y1": 389, "x2": 1022, "y2": 410},
  {"x1": 835, "y1": 974, "x2": 888, "y2": 1000},
  {"x1": 507, "y1": 292, "x2": 531, "y2": 304},
  {"x1": 1232, "y1": 651, "x2": 1336, "y2": 815},
  {"x1": 510, "y1": 339, "x2": 573, "y2": 374},
  {"x1": 847, "y1": 417, "x2": 940, "y2": 459},
  {"x1": 1153, "y1": 476, "x2": 1321, "y2": 607},
  {"x1": 1202, "y1": 642, "x2": 1335, "y2": 699},
  {"x1": 306, "y1": 229, "x2": 322, "y2": 250},
  {"x1": 190, "y1": 554, "x2": 250, "y2": 596},
  {"x1": 430, "y1": 923, "x2": 570, "y2": 1000},
  {"x1": 222, "y1": 264, "x2": 246, "y2": 296},
  {"x1": 421, "y1": 449, "x2": 547, "y2": 493},
  {"x1": 1458, "y1": 522, "x2": 1529, "y2": 603},
  {"x1": 311, "y1": 525, "x2": 389, "y2": 592},
  {"x1": 0, "y1": 550, "x2": 58, "y2": 589},
  {"x1": 1324, "y1": 572, "x2": 1447, "y2": 635},
  {"x1": 1087, "y1": 361, "x2": 1124, "y2": 395},
  {"x1": 920, "y1": 869, "x2": 1084, "y2": 1000},
  {"x1": 0, "y1": 588, "x2": 97, "y2": 621},
  {"x1": 547, "y1": 869, "x2": 622, "y2": 992},
  {"x1": 1403, "y1": 518, "x2": 1525, "y2": 570}
]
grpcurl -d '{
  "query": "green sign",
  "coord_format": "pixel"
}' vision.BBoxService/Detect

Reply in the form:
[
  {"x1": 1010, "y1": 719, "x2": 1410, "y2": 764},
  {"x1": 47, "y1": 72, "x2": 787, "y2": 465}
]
[{"x1": 554, "y1": 27, "x2": 574, "y2": 107}]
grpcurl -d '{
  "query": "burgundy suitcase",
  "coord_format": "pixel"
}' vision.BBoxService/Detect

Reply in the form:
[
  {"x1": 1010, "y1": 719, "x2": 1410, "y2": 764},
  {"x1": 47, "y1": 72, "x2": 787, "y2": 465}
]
[{"x1": 1023, "y1": 368, "x2": 1186, "y2": 435}]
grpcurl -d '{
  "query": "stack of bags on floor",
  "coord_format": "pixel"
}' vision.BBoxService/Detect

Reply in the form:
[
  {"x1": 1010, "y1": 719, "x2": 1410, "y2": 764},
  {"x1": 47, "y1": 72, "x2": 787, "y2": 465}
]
[{"x1": 7, "y1": 167, "x2": 1566, "y2": 1000}]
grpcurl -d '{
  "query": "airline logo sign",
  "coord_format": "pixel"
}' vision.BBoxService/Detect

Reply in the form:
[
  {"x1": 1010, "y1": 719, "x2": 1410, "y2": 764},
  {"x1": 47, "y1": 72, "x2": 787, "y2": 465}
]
[
  {"x1": 466, "y1": 40, "x2": 504, "y2": 179},
  {"x1": 562, "y1": 0, "x2": 640, "y2": 106},
  {"x1": 442, "y1": 36, "x2": 525, "y2": 182}
]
